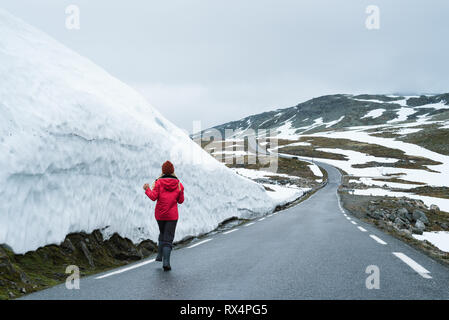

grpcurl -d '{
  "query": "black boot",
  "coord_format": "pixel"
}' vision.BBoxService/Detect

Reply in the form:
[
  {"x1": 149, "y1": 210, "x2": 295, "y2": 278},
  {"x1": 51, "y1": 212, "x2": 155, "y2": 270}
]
[
  {"x1": 155, "y1": 242, "x2": 162, "y2": 262},
  {"x1": 162, "y1": 246, "x2": 172, "y2": 271}
]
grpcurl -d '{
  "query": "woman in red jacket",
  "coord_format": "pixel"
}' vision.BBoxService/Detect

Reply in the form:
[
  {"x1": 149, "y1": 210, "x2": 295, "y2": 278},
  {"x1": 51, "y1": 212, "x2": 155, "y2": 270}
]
[{"x1": 143, "y1": 161, "x2": 184, "y2": 271}]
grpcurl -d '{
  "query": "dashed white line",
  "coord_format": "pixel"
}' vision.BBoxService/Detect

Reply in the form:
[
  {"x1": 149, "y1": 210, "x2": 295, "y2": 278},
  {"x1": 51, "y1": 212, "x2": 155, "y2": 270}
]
[
  {"x1": 245, "y1": 222, "x2": 255, "y2": 227},
  {"x1": 357, "y1": 226, "x2": 367, "y2": 232},
  {"x1": 343, "y1": 214, "x2": 347, "y2": 217},
  {"x1": 393, "y1": 252, "x2": 432, "y2": 279},
  {"x1": 369, "y1": 234, "x2": 387, "y2": 245},
  {"x1": 258, "y1": 217, "x2": 266, "y2": 221},
  {"x1": 96, "y1": 259, "x2": 155, "y2": 279},
  {"x1": 187, "y1": 238, "x2": 212, "y2": 249},
  {"x1": 223, "y1": 229, "x2": 238, "y2": 235},
  {"x1": 351, "y1": 221, "x2": 357, "y2": 225},
  {"x1": 346, "y1": 217, "x2": 351, "y2": 220}
]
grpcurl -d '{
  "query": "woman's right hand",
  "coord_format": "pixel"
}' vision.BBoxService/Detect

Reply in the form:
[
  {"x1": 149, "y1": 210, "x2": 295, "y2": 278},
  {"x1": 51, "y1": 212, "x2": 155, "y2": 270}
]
[{"x1": 143, "y1": 183, "x2": 150, "y2": 191}]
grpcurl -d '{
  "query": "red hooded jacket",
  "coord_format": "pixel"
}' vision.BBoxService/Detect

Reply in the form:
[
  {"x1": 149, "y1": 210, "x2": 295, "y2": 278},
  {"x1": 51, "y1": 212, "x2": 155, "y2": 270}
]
[{"x1": 145, "y1": 176, "x2": 184, "y2": 220}]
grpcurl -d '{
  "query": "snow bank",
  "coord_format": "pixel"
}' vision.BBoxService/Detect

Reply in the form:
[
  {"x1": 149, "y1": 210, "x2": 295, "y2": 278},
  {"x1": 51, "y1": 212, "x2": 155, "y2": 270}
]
[
  {"x1": 262, "y1": 184, "x2": 308, "y2": 205},
  {"x1": 0, "y1": 9, "x2": 277, "y2": 254},
  {"x1": 413, "y1": 231, "x2": 449, "y2": 252}
]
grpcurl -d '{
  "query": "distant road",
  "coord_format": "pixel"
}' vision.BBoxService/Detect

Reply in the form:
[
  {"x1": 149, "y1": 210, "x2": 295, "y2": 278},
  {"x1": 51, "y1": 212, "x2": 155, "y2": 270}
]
[{"x1": 23, "y1": 162, "x2": 449, "y2": 299}]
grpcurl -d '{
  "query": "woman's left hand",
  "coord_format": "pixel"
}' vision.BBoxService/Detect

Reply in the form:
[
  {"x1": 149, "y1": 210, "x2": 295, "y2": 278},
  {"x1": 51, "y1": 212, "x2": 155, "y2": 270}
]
[{"x1": 143, "y1": 183, "x2": 150, "y2": 190}]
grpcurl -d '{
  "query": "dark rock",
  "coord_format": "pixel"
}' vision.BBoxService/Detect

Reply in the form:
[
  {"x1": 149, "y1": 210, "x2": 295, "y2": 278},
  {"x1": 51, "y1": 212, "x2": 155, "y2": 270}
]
[
  {"x1": 397, "y1": 208, "x2": 412, "y2": 221},
  {"x1": 106, "y1": 233, "x2": 143, "y2": 261},
  {"x1": 137, "y1": 240, "x2": 157, "y2": 257},
  {"x1": 79, "y1": 241, "x2": 95, "y2": 268},
  {"x1": 412, "y1": 227, "x2": 423, "y2": 235},
  {"x1": 61, "y1": 238, "x2": 75, "y2": 253},
  {"x1": 394, "y1": 217, "x2": 409, "y2": 229},
  {"x1": 412, "y1": 209, "x2": 428, "y2": 224},
  {"x1": 20, "y1": 287, "x2": 26, "y2": 294},
  {"x1": 93, "y1": 230, "x2": 103, "y2": 243},
  {"x1": 368, "y1": 209, "x2": 384, "y2": 220}
]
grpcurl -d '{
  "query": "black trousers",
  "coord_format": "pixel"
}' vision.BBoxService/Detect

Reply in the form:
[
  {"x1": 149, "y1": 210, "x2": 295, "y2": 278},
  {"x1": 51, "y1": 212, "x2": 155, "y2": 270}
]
[{"x1": 157, "y1": 220, "x2": 178, "y2": 249}]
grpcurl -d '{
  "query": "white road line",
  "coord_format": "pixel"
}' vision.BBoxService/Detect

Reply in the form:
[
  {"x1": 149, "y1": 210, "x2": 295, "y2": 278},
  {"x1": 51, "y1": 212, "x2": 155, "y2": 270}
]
[
  {"x1": 346, "y1": 217, "x2": 351, "y2": 220},
  {"x1": 258, "y1": 217, "x2": 265, "y2": 221},
  {"x1": 343, "y1": 214, "x2": 347, "y2": 217},
  {"x1": 187, "y1": 238, "x2": 212, "y2": 249},
  {"x1": 369, "y1": 234, "x2": 387, "y2": 245},
  {"x1": 267, "y1": 214, "x2": 273, "y2": 217},
  {"x1": 358, "y1": 226, "x2": 367, "y2": 232},
  {"x1": 351, "y1": 221, "x2": 357, "y2": 225},
  {"x1": 336, "y1": 190, "x2": 345, "y2": 213},
  {"x1": 273, "y1": 212, "x2": 278, "y2": 215},
  {"x1": 245, "y1": 222, "x2": 255, "y2": 227},
  {"x1": 96, "y1": 259, "x2": 155, "y2": 279},
  {"x1": 392, "y1": 252, "x2": 432, "y2": 279},
  {"x1": 223, "y1": 229, "x2": 238, "y2": 234}
]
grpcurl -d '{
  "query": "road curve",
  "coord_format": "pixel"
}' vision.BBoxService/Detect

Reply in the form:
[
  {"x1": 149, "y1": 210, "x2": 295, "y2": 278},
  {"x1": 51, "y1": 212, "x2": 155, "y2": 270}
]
[{"x1": 22, "y1": 163, "x2": 449, "y2": 299}]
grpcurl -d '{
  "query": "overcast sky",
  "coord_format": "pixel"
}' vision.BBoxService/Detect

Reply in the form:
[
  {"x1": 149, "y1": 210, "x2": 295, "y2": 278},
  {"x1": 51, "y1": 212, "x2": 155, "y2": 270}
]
[{"x1": 1, "y1": 0, "x2": 448, "y2": 132}]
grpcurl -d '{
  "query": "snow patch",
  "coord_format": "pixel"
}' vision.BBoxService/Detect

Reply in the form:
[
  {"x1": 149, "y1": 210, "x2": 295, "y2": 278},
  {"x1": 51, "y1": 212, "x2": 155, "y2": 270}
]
[{"x1": 413, "y1": 231, "x2": 449, "y2": 252}]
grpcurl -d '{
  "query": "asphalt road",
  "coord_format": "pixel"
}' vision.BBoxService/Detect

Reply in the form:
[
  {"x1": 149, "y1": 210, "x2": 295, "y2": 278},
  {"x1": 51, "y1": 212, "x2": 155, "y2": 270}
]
[{"x1": 22, "y1": 163, "x2": 449, "y2": 299}]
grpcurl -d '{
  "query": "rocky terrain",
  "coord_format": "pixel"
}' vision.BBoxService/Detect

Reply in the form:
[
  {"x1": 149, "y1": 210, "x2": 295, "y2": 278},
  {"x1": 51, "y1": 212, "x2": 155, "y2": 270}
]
[
  {"x1": 0, "y1": 231, "x2": 157, "y2": 300},
  {"x1": 340, "y1": 192, "x2": 449, "y2": 265}
]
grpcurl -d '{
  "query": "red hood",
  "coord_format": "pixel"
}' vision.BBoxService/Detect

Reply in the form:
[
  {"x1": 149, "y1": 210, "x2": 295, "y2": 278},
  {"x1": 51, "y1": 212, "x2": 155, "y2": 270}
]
[{"x1": 158, "y1": 178, "x2": 179, "y2": 191}]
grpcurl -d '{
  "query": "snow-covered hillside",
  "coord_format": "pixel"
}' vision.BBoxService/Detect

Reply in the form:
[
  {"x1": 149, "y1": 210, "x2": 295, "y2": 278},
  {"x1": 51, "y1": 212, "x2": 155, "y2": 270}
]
[
  {"x1": 198, "y1": 93, "x2": 449, "y2": 213},
  {"x1": 0, "y1": 9, "x2": 279, "y2": 254}
]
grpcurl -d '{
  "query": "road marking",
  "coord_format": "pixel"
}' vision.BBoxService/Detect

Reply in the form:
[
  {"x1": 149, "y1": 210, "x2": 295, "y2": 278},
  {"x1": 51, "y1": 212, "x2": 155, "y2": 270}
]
[
  {"x1": 346, "y1": 216, "x2": 351, "y2": 220},
  {"x1": 267, "y1": 214, "x2": 273, "y2": 217},
  {"x1": 245, "y1": 222, "x2": 255, "y2": 227},
  {"x1": 369, "y1": 235, "x2": 387, "y2": 245},
  {"x1": 336, "y1": 190, "x2": 345, "y2": 213},
  {"x1": 223, "y1": 229, "x2": 238, "y2": 234},
  {"x1": 258, "y1": 217, "x2": 265, "y2": 221},
  {"x1": 351, "y1": 221, "x2": 357, "y2": 225},
  {"x1": 392, "y1": 252, "x2": 432, "y2": 279},
  {"x1": 358, "y1": 226, "x2": 367, "y2": 232},
  {"x1": 273, "y1": 212, "x2": 278, "y2": 215},
  {"x1": 96, "y1": 259, "x2": 155, "y2": 279},
  {"x1": 187, "y1": 238, "x2": 212, "y2": 249},
  {"x1": 343, "y1": 214, "x2": 347, "y2": 217}
]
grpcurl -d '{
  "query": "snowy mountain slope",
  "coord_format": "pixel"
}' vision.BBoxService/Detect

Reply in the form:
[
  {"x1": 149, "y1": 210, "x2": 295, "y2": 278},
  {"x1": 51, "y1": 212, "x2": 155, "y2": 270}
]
[
  {"x1": 196, "y1": 93, "x2": 449, "y2": 139},
  {"x1": 0, "y1": 8, "x2": 278, "y2": 254},
  {"x1": 197, "y1": 93, "x2": 449, "y2": 212}
]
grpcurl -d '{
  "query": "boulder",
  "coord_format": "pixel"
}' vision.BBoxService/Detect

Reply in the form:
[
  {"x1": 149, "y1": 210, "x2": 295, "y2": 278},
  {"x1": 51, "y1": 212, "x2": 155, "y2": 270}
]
[
  {"x1": 430, "y1": 204, "x2": 440, "y2": 212},
  {"x1": 415, "y1": 220, "x2": 426, "y2": 232},
  {"x1": 394, "y1": 217, "x2": 409, "y2": 229},
  {"x1": 399, "y1": 229, "x2": 413, "y2": 238},
  {"x1": 397, "y1": 208, "x2": 412, "y2": 221},
  {"x1": 412, "y1": 209, "x2": 428, "y2": 224},
  {"x1": 79, "y1": 241, "x2": 95, "y2": 268},
  {"x1": 368, "y1": 210, "x2": 385, "y2": 220},
  {"x1": 60, "y1": 238, "x2": 75, "y2": 253}
]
